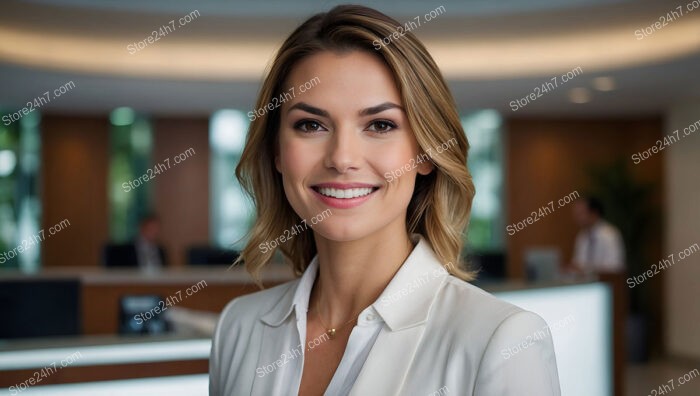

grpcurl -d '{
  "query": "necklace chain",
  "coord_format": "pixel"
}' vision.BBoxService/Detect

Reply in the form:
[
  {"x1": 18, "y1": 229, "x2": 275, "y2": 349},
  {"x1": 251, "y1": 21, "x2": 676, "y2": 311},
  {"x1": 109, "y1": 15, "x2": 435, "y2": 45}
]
[{"x1": 315, "y1": 277, "x2": 369, "y2": 340}]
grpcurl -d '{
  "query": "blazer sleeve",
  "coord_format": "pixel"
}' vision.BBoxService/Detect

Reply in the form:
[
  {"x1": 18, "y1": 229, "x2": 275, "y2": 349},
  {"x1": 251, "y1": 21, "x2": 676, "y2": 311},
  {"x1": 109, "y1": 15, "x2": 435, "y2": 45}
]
[
  {"x1": 209, "y1": 310, "x2": 223, "y2": 396},
  {"x1": 209, "y1": 299, "x2": 238, "y2": 396},
  {"x1": 473, "y1": 311, "x2": 561, "y2": 395}
]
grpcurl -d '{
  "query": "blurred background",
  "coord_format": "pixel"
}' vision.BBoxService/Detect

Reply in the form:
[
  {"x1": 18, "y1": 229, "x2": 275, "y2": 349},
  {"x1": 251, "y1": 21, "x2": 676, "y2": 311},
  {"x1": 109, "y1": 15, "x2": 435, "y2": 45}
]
[{"x1": 0, "y1": 0, "x2": 698, "y2": 395}]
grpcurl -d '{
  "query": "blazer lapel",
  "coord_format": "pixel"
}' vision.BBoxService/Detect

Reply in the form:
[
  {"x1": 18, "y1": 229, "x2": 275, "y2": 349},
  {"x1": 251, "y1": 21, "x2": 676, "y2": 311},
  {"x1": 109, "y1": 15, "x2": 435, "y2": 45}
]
[
  {"x1": 250, "y1": 320, "x2": 300, "y2": 395},
  {"x1": 350, "y1": 235, "x2": 450, "y2": 395},
  {"x1": 349, "y1": 323, "x2": 427, "y2": 396}
]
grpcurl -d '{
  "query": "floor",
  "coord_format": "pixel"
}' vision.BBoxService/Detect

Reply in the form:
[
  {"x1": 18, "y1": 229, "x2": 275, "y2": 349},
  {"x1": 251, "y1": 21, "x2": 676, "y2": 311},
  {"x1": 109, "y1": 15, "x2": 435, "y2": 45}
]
[{"x1": 626, "y1": 360, "x2": 700, "y2": 396}]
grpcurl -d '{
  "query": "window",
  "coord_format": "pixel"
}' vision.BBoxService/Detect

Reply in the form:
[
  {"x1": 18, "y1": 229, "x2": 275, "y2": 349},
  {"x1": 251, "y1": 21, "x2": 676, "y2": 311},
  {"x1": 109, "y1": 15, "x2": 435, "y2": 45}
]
[
  {"x1": 210, "y1": 110, "x2": 253, "y2": 249},
  {"x1": 0, "y1": 111, "x2": 41, "y2": 270},
  {"x1": 462, "y1": 110, "x2": 504, "y2": 251},
  {"x1": 108, "y1": 107, "x2": 153, "y2": 242}
]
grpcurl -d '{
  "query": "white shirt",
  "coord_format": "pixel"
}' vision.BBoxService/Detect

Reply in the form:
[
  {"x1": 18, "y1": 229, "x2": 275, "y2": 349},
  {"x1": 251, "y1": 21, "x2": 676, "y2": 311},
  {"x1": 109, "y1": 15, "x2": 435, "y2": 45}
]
[
  {"x1": 572, "y1": 220, "x2": 625, "y2": 273},
  {"x1": 136, "y1": 237, "x2": 163, "y2": 272},
  {"x1": 210, "y1": 234, "x2": 560, "y2": 395},
  {"x1": 267, "y1": 254, "x2": 383, "y2": 396}
]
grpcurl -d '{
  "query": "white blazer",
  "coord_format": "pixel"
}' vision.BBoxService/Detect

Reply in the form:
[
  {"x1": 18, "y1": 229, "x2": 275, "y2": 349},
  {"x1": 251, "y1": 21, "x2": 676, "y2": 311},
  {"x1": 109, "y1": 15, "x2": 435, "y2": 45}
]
[{"x1": 210, "y1": 236, "x2": 561, "y2": 395}]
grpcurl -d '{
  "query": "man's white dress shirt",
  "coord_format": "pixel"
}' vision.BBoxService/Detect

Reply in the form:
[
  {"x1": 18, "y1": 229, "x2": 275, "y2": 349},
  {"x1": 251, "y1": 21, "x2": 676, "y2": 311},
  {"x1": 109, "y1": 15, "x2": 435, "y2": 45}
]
[{"x1": 572, "y1": 220, "x2": 625, "y2": 273}]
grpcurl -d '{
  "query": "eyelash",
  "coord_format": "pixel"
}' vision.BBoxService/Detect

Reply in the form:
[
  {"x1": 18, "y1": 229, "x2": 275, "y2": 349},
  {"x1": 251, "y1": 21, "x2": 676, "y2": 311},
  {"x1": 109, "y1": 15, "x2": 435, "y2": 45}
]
[{"x1": 293, "y1": 119, "x2": 398, "y2": 134}]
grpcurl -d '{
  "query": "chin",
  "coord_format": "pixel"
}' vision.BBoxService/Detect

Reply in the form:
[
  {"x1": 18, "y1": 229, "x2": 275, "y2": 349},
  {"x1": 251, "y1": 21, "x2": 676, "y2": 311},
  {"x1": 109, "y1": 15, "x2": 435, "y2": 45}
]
[{"x1": 311, "y1": 221, "x2": 381, "y2": 243}]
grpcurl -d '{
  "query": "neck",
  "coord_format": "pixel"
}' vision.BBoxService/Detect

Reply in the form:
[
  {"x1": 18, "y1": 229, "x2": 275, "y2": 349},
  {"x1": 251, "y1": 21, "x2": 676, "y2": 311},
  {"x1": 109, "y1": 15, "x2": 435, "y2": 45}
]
[{"x1": 311, "y1": 224, "x2": 415, "y2": 326}]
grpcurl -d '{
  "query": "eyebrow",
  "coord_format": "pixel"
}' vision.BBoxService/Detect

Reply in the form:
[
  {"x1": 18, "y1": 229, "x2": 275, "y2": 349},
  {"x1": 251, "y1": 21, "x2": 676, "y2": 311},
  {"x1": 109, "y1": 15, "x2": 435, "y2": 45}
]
[{"x1": 287, "y1": 101, "x2": 404, "y2": 117}]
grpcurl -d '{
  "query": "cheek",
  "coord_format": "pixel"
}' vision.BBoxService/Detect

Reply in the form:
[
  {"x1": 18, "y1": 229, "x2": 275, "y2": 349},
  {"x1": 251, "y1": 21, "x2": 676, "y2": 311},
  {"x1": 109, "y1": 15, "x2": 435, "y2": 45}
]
[
  {"x1": 374, "y1": 141, "x2": 421, "y2": 183},
  {"x1": 278, "y1": 137, "x2": 318, "y2": 178}
]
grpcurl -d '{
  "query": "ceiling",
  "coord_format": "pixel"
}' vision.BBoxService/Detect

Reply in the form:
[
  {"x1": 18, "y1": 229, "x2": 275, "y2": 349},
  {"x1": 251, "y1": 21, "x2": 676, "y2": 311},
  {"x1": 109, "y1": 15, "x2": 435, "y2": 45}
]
[{"x1": 1, "y1": 0, "x2": 698, "y2": 117}]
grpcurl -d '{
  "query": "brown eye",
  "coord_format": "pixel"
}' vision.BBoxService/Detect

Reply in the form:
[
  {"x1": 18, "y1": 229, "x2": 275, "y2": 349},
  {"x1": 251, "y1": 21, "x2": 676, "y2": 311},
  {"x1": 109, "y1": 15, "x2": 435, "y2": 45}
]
[
  {"x1": 294, "y1": 120, "x2": 326, "y2": 132},
  {"x1": 367, "y1": 120, "x2": 396, "y2": 133}
]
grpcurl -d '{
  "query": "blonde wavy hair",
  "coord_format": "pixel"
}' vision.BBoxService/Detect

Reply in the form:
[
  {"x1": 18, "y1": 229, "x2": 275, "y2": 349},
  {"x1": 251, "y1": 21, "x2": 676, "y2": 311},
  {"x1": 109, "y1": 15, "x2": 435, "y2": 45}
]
[{"x1": 235, "y1": 5, "x2": 476, "y2": 286}]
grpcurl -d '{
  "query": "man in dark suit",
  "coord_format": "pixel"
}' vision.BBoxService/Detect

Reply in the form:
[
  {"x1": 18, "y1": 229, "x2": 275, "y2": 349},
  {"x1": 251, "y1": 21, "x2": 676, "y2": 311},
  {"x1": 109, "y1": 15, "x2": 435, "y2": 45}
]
[{"x1": 103, "y1": 215, "x2": 167, "y2": 270}]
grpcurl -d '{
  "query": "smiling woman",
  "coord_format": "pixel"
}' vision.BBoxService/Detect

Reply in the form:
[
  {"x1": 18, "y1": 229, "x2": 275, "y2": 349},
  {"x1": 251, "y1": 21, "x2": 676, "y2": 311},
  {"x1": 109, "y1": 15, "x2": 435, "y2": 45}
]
[{"x1": 209, "y1": 5, "x2": 560, "y2": 396}]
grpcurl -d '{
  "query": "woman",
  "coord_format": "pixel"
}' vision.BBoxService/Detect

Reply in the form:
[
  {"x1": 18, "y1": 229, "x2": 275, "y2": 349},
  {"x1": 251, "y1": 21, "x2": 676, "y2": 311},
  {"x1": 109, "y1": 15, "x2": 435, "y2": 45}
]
[{"x1": 210, "y1": 5, "x2": 560, "y2": 395}]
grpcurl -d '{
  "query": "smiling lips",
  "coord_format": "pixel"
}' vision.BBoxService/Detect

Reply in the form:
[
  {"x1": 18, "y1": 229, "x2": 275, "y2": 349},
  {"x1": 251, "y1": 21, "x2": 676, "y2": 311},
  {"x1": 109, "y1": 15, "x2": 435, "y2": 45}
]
[
  {"x1": 311, "y1": 183, "x2": 380, "y2": 209},
  {"x1": 317, "y1": 186, "x2": 374, "y2": 199}
]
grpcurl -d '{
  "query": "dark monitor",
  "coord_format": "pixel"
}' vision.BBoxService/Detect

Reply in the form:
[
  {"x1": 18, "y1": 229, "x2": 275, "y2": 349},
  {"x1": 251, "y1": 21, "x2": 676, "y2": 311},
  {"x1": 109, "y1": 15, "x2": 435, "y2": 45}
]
[
  {"x1": 119, "y1": 295, "x2": 170, "y2": 335},
  {"x1": 187, "y1": 246, "x2": 239, "y2": 266},
  {"x1": 468, "y1": 252, "x2": 507, "y2": 281},
  {"x1": 102, "y1": 243, "x2": 138, "y2": 267},
  {"x1": 0, "y1": 279, "x2": 81, "y2": 339}
]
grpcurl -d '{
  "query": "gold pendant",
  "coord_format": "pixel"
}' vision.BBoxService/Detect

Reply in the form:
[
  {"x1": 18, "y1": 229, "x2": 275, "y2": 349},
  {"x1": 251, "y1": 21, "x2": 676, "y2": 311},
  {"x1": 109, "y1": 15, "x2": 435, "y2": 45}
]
[{"x1": 327, "y1": 328, "x2": 336, "y2": 339}]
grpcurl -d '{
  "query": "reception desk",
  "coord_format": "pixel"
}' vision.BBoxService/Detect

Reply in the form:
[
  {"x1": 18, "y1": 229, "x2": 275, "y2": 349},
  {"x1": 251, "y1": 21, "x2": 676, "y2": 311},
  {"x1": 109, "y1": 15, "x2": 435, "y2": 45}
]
[{"x1": 0, "y1": 267, "x2": 621, "y2": 395}]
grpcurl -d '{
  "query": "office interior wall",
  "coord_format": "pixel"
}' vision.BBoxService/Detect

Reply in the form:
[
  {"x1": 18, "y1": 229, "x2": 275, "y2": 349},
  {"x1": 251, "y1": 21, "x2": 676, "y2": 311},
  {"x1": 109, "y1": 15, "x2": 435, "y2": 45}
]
[{"x1": 664, "y1": 102, "x2": 700, "y2": 361}]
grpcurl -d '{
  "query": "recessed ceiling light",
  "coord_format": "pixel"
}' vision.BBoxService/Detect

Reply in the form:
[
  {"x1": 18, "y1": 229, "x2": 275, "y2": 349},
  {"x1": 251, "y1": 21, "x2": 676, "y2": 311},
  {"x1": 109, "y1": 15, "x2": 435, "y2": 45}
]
[
  {"x1": 568, "y1": 88, "x2": 591, "y2": 104},
  {"x1": 592, "y1": 77, "x2": 616, "y2": 91}
]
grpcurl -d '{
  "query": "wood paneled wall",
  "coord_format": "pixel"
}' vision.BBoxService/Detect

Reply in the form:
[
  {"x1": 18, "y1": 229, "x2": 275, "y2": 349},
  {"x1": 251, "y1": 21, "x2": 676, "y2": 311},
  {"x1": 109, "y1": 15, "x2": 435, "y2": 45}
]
[
  {"x1": 41, "y1": 116, "x2": 109, "y2": 267},
  {"x1": 152, "y1": 118, "x2": 210, "y2": 267},
  {"x1": 504, "y1": 117, "x2": 667, "y2": 368},
  {"x1": 40, "y1": 115, "x2": 210, "y2": 268},
  {"x1": 504, "y1": 117, "x2": 664, "y2": 279}
]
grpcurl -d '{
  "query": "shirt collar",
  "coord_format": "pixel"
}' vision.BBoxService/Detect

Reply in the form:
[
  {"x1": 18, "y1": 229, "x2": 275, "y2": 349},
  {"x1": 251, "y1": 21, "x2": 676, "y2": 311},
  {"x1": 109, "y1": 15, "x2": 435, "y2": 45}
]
[
  {"x1": 260, "y1": 234, "x2": 450, "y2": 331},
  {"x1": 260, "y1": 255, "x2": 318, "y2": 327}
]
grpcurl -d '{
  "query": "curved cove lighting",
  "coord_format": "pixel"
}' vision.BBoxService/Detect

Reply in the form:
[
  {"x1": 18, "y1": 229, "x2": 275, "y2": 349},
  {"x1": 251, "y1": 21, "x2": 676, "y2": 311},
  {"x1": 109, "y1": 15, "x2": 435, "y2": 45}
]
[{"x1": 0, "y1": 17, "x2": 699, "y2": 80}]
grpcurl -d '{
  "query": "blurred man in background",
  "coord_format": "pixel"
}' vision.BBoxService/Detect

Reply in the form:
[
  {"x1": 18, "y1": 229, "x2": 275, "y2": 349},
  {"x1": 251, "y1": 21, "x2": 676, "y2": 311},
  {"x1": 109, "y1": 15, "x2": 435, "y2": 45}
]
[
  {"x1": 570, "y1": 197, "x2": 625, "y2": 274},
  {"x1": 103, "y1": 215, "x2": 168, "y2": 271}
]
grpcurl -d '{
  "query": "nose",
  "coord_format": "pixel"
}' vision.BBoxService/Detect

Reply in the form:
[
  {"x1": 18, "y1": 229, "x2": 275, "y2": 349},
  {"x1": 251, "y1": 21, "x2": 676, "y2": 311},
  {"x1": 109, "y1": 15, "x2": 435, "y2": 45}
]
[{"x1": 324, "y1": 126, "x2": 361, "y2": 173}]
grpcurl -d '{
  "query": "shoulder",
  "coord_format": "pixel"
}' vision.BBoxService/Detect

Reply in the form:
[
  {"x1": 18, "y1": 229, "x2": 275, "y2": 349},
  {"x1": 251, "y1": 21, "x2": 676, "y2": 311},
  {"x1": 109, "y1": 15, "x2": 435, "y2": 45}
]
[
  {"x1": 431, "y1": 277, "x2": 552, "y2": 357},
  {"x1": 436, "y1": 276, "x2": 525, "y2": 328},
  {"x1": 216, "y1": 279, "x2": 298, "y2": 330},
  {"x1": 210, "y1": 279, "x2": 299, "y2": 395},
  {"x1": 210, "y1": 279, "x2": 298, "y2": 371},
  {"x1": 432, "y1": 278, "x2": 559, "y2": 393},
  {"x1": 433, "y1": 278, "x2": 560, "y2": 394}
]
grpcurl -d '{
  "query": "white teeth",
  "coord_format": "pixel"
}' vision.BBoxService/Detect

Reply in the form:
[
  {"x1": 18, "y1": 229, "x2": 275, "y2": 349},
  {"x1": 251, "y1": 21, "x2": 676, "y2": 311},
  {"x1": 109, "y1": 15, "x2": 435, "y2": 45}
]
[{"x1": 317, "y1": 187, "x2": 374, "y2": 199}]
